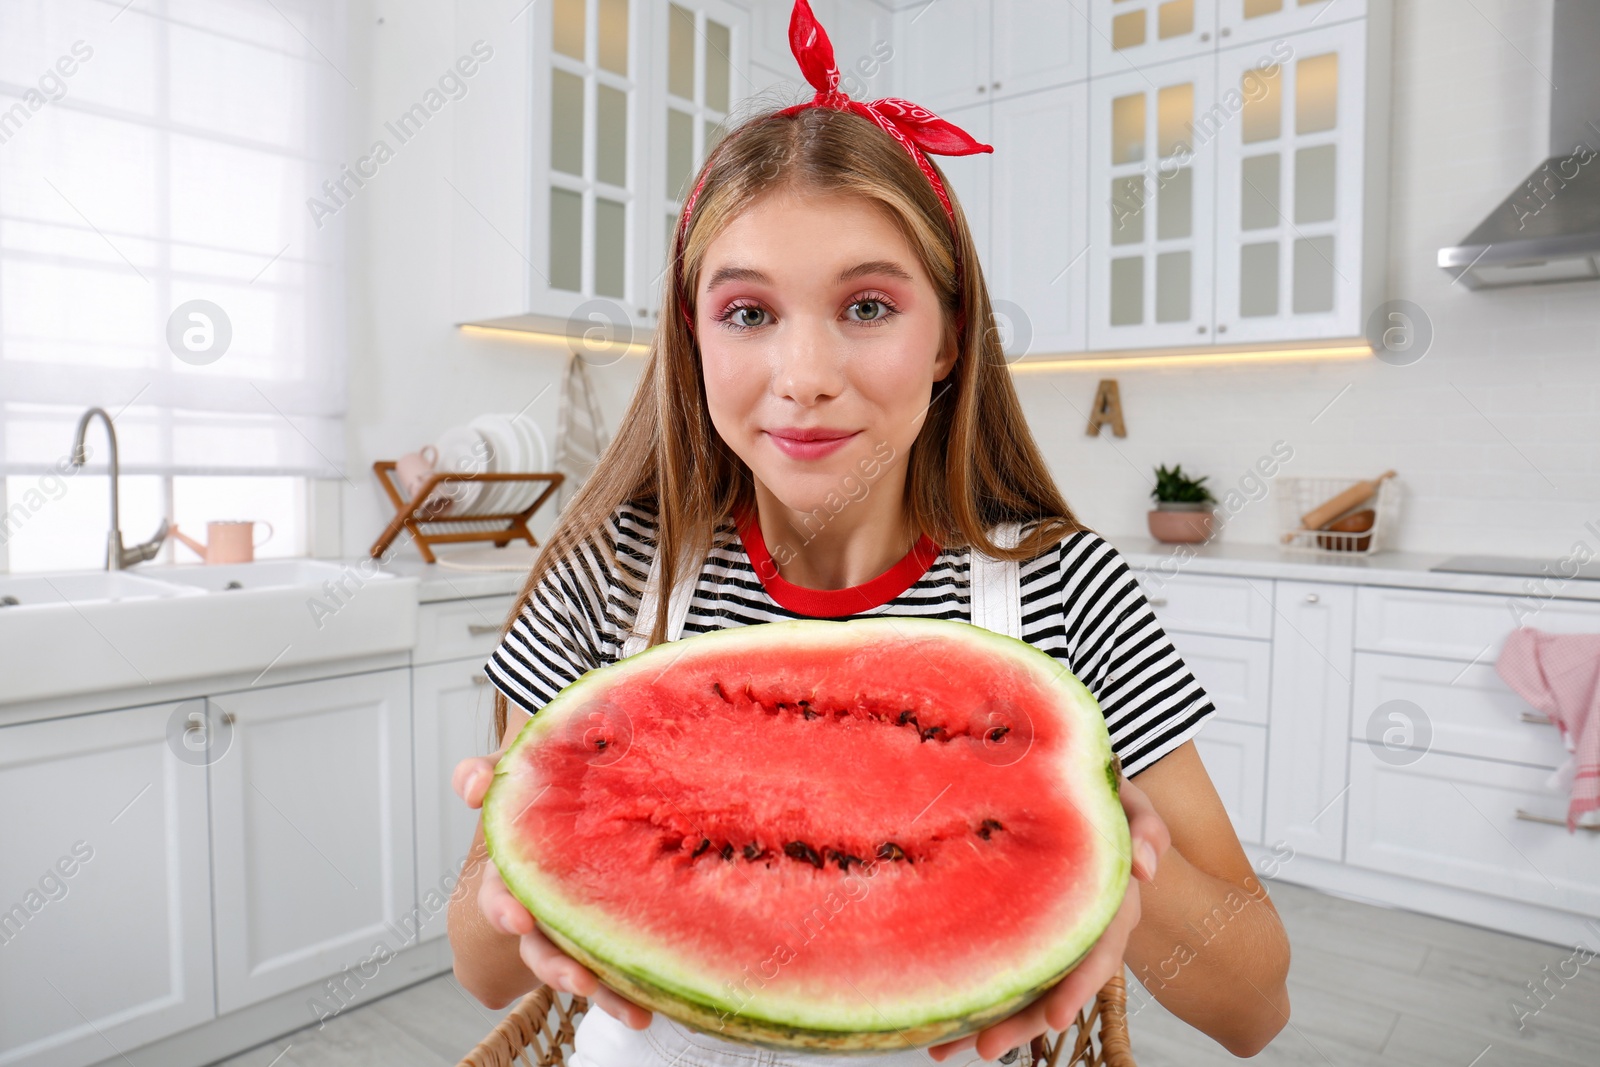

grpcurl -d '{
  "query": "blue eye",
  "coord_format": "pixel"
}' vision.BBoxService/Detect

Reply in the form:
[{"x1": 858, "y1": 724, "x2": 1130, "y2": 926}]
[{"x1": 712, "y1": 293, "x2": 901, "y2": 332}]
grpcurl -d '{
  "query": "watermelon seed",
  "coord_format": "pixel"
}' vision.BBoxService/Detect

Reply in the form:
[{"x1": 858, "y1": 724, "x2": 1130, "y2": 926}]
[
  {"x1": 743, "y1": 843, "x2": 763, "y2": 861},
  {"x1": 897, "y1": 710, "x2": 917, "y2": 726},
  {"x1": 876, "y1": 842, "x2": 907, "y2": 862},
  {"x1": 720, "y1": 843, "x2": 735, "y2": 861},
  {"x1": 691, "y1": 838, "x2": 711, "y2": 859},
  {"x1": 918, "y1": 724, "x2": 946, "y2": 743},
  {"x1": 711, "y1": 682, "x2": 730, "y2": 702},
  {"x1": 977, "y1": 818, "x2": 1005, "y2": 840},
  {"x1": 988, "y1": 725, "x2": 1010, "y2": 742},
  {"x1": 784, "y1": 841, "x2": 824, "y2": 869},
  {"x1": 802, "y1": 708, "x2": 820, "y2": 720}
]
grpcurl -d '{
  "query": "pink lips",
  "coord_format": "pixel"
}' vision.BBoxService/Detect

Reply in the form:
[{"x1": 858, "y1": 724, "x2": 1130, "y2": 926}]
[{"x1": 766, "y1": 427, "x2": 858, "y2": 460}]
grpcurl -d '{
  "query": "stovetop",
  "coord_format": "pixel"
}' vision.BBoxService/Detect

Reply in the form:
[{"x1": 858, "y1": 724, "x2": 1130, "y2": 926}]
[{"x1": 1428, "y1": 554, "x2": 1600, "y2": 581}]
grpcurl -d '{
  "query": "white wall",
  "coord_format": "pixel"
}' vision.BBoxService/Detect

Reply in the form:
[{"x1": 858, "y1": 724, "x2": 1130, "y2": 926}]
[
  {"x1": 343, "y1": 0, "x2": 1596, "y2": 563},
  {"x1": 1029, "y1": 0, "x2": 1597, "y2": 557}
]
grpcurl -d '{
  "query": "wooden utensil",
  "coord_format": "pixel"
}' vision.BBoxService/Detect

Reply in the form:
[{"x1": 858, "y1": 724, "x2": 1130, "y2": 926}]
[
  {"x1": 1282, "y1": 471, "x2": 1395, "y2": 544},
  {"x1": 1316, "y1": 508, "x2": 1376, "y2": 551}
]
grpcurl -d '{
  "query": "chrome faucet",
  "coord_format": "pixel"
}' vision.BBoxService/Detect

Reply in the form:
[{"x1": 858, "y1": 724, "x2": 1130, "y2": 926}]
[{"x1": 69, "y1": 407, "x2": 170, "y2": 570}]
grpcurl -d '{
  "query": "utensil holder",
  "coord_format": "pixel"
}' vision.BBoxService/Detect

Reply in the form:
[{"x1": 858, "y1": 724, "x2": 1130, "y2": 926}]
[{"x1": 1277, "y1": 475, "x2": 1400, "y2": 556}]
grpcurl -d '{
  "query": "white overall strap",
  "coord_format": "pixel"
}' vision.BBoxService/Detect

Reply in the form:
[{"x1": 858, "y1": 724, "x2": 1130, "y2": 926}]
[
  {"x1": 620, "y1": 543, "x2": 697, "y2": 658},
  {"x1": 969, "y1": 520, "x2": 1024, "y2": 640}
]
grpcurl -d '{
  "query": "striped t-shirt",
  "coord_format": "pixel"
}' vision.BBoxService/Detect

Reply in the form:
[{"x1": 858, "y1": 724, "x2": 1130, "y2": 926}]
[{"x1": 484, "y1": 499, "x2": 1216, "y2": 776}]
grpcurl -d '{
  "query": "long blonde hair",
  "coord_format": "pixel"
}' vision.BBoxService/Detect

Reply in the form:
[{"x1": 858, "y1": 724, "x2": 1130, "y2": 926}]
[{"x1": 493, "y1": 104, "x2": 1084, "y2": 744}]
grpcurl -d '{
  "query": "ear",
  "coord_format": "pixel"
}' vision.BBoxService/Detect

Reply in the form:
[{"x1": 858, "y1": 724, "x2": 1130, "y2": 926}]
[{"x1": 932, "y1": 327, "x2": 960, "y2": 382}]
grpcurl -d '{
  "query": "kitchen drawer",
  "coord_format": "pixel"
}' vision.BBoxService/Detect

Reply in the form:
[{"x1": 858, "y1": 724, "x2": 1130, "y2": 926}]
[
  {"x1": 1168, "y1": 631, "x2": 1271, "y2": 726},
  {"x1": 414, "y1": 595, "x2": 520, "y2": 666},
  {"x1": 1346, "y1": 742, "x2": 1600, "y2": 918},
  {"x1": 1354, "y1": 586, "x2": 1600, "y2": 662},
  {"x1": 1193, "y1": 719, "x2": 1266, "y2": 845},
  {"x1": 1352, "y1": 651, "x2": 1568, "y2": 769},
  {"x1": 1134, "y1": 572, "x2": 1275, "y2": 640}
]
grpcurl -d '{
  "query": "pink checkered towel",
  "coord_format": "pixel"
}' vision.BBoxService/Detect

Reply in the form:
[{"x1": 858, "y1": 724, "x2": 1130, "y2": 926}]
[{"x1": 1496, "y1": 628, "x2": 1600, "y2": 832}]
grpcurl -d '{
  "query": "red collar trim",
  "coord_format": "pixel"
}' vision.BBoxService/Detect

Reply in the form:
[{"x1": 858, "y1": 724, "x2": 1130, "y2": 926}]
[{"x1": 734, "y1": 504, "x2": 941, "y2": 617}]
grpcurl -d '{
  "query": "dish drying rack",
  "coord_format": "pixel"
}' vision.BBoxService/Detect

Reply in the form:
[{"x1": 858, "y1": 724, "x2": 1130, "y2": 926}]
[{"x1": 370, "y1": 461, "x2": 564, "y2": 563}]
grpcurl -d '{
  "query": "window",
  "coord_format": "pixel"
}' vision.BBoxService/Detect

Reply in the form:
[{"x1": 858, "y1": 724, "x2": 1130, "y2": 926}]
[{"x1": 0, "y1": 0, "x2": 349, "y2": 572}]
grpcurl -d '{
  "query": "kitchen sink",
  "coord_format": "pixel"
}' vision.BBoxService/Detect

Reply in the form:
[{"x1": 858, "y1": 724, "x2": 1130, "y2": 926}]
[
  {"x1": 0, "y1": 570, "x2": 200, "y2": 606},
  {"x1": 140, "y1": 559, "x2": 360, "y2": 592},
  {"x1": 0, "y1": 559, "x2": 418, "y2": 707}
]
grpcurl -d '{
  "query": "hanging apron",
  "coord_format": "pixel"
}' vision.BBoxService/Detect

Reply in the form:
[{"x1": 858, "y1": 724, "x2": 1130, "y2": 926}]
[{"x1": 575, "y1": 522, "x2": 1033, "y2": 1067}]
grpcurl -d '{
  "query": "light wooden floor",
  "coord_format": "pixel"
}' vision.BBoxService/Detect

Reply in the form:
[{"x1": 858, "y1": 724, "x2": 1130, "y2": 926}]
[{"x1": 213, "y1": 882, "x2": 1600, "y2": 1066}]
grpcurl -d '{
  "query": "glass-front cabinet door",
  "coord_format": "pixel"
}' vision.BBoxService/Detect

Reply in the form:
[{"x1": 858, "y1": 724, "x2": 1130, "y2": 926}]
[
  {"x1": 1089, "y1": 0, "x2": 1218, "y2": 76},
  {"x1": 647, "y1": 0, "x2": 747, "y2": 323},
  {"x1": 1088, "y1": 56, "x2": 1218, "y2": 350},
  {"x1": 535, "y1": 0, "x2": 644, "y2": 323},
  {"x1": 1216, "y1": 0, "x2": 1365, "y2": 47},
  {"x1": 1213, "y1": 21, "x2": 1366, "y2": 341}
]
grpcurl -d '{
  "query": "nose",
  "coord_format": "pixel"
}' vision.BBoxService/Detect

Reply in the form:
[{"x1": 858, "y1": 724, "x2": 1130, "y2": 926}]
[{"x1": 773, "y1": 313, "x2": 846, "y2": 406}]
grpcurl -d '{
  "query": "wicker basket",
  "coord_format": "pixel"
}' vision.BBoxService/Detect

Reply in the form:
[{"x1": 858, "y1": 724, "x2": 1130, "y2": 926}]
[
  {"x1": 457, "y1": 979, "x2": 1136, "y2": 1067},
  {"x1": 1276, "y1": 475, "x2": 1400, "y2": 556}
]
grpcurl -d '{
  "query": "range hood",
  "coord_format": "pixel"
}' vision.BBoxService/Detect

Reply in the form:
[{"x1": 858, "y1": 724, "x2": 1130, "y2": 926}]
[{"x1": 1438, "y1": 0, "x2": 1600, "y2": 290}]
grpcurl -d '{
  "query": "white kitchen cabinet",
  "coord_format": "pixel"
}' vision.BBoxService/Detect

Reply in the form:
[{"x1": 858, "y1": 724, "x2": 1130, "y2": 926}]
[
  {"x1": 1215, "y1": 0, "x2": 1365, "y2": 48},
  {"x1": 1351, "y1": 652, "x2": 1570, "y2": 771},
  {"x1": 1089, "y1": 0, "x2": 1218, "y2": 76},
  {"x1": 1087, "y1": 54, "x2": 1220, "y2": 350},
  {"x1": 989, "y1": 81, "x2": 1090, "y2": 358},
  {"x1": 0, "y1": 703, "x2": 213, "y2": 1067},
  {"x1": 208, "y1": 669, "x2": 415, "y2": 1013},
  {"x1": 1355, "y1": 584, "x2": 1600, "y2": 661},
  {"x1": 930, "y1": 98, "x2": 993, "y2": 276},
  {"x1": 1137, "y1": 570, "x2": 1275, "y2": 638},
  {"x1": 413, "y1": 663, "x2": 501, "y2": 943},
  {"x1": 453, "y1": 0, "x2": 752, "y2": 334},
  {"x1": 894, "y1": 0, "x2": 1088, "y2": 113},
  {"x1": 1347, "y1": 743, "x2": 1600, "y2": 918},
  {"x1": 1263, "y1": 580, "x2": 1353, "y2": 861},
  {"x1": 1193, "y1": 718, "x2": 1267, "y2": 845},
  {"x1": 1212, "y1": 19, "x2": 1381, "y2": 341},
  {"x1": 1168, "y1": 630, "x2": 1271, "y2": 726}
]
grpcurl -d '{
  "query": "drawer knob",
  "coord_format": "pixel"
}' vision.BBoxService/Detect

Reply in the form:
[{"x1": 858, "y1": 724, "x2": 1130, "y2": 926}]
[
  {"x1": 467, "y1": 623, "x2": 501, "y2": 636},
  {"x1": 1519, "y1": 711, "x2": 1554, "y2": 725},
  {"x1": 472, "y1": 675, "x2": 489, "y2": 686},
  {"x1": 1304, "y1": 592, "x2": 1320, "y2": 604},
  {"x1": 1146, "y1": 597, "x2": 1168, "y2": 607}
]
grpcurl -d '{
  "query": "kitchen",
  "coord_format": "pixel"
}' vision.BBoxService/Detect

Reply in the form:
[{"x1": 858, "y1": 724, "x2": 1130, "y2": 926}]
[{"x1": 2, "y1": 0, "x2": 1598, "y2": 1065}]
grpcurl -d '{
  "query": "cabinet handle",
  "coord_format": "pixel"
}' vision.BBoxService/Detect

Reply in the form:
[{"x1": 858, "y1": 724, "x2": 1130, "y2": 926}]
[
  {"x1": 1304, "y1": 592, "x2": 1320, "y2": 604},
  {"x1": 1516, "y1": 808, "x2": 1600, "y2": 832},
  {"x1": 1146, "y1": 597, "x2": 1168, "y2": 607},
  {"x1": 977, "y1": 84, "x2": 986, "y2": 93},
  {"x1": 1519, "y1": 711, "x2": 1555, "y2": 725},
  {"x1": 467, "y1": 623, "x2": 501, "y2": 636},
  {"x1": 992, "y1": 81, "x2": 1001, "y2": 90},
  {"x1": 1220, "y1": 28, "x2": 1231, "y2": 38},
  {"x1": 1200, "y1": 31, "x2": 1211, "y2": 41},
  {"x1": 472, "y1": 675, "x2": 489, "y2": 686},
  {"x1": 1217, "y1": 323, "x2": 1228, "y2": 333},
  {"x1": 221, "y1": 711, "x2": 236, "y2": 725}
]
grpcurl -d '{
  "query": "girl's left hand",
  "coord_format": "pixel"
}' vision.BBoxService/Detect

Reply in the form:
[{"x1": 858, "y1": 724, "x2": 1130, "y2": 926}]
[{"x1": 926, "y1": 772, "x2": 1170, "y2": 1063}]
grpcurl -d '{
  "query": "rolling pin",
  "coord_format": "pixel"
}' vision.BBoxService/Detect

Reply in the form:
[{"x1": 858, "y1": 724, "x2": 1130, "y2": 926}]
[{"x1": 1282, "y1": 471, "x2": 1395, "y2": 544}]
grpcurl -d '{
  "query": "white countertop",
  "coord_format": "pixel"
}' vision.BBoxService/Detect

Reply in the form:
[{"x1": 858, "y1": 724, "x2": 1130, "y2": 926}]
[
  {"x1": 350, "y1": 537, "x2": 1600, "y2": 606},
  {"x1": 1109, "y1": 536, "x2": 1600, "y2": 603}
]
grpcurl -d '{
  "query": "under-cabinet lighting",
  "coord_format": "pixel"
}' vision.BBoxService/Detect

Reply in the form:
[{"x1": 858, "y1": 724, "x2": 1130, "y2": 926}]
[
  {"x1": 458, "y1": 323, "x2": 653, "y2": 354},
  {"x1": 1009, "y1": 343, "x2": 1373, "y2": 372}
]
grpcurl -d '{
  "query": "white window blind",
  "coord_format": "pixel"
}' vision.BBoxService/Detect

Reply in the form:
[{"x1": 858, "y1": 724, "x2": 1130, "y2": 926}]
[{"x1": 0, "y1": 0, "x2": 349, "y2": 480}]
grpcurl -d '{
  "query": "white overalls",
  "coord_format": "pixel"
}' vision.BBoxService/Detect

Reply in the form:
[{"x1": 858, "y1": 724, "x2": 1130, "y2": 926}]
[{"x1": 572, "y1": 521, "x2": 1042, "y2": 1067}]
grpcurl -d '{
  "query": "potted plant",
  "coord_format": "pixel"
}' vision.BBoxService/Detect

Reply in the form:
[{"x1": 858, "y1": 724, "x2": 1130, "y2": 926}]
[{"x1": 1148, "y1": 464, "x2": 1217, "y2": 544}]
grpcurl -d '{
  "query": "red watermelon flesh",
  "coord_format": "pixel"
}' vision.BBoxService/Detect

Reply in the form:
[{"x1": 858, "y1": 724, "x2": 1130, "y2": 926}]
[{"x1": 483, "y1": 616, "x2": 1130, "y2": 1051}]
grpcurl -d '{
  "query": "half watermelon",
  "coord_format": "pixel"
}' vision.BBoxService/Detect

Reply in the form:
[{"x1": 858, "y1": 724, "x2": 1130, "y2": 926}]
[{"x1": 482, "y1": 616, "x2": 1130, "y2": 1051}]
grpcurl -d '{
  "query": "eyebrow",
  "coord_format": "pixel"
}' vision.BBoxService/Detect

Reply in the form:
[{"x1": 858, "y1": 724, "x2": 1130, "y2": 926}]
[{"x1": 703, "y1": 259, "x2": 915, "y2": 292}]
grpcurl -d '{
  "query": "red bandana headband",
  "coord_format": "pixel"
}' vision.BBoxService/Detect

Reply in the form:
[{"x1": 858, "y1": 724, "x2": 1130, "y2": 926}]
[{"x1": 673, "y1": 0, "x2": 993, "y2": 339}]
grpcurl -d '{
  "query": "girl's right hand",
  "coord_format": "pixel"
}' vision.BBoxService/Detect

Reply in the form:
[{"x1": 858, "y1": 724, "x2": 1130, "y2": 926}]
[{"x1": 453, "y1": 752, "x2": 654, "y2": 1029}]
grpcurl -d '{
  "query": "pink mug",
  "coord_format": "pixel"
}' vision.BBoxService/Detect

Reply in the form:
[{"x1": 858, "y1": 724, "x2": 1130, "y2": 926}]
[{"x1": 170, "y1": 520, "x2": 274, "y2": 564}]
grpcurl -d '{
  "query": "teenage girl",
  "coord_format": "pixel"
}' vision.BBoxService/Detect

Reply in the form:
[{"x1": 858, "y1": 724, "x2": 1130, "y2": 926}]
[{"x1": 448, "y1": 6, "x2": 1291, "y2": 1063}]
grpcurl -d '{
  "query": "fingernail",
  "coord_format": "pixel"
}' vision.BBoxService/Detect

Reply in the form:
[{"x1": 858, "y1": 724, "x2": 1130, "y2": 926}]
[{"x1": 1136, "y1": 842, "x2": 1159, "y2": 880}]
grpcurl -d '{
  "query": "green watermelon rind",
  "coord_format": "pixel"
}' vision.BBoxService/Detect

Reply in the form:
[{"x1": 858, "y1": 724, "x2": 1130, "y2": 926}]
[{"x1": 482, "y1": 616, "x2": 1131, "y2": 1049}]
